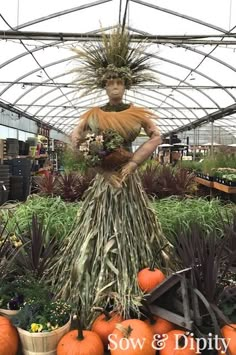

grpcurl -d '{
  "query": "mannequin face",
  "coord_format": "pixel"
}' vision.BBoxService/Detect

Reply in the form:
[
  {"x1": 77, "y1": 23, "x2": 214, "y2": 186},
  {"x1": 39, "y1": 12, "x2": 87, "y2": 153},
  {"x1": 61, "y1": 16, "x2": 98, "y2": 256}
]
[{"x1": 105, "y1": 78, "x2": 125, "y2": 104}]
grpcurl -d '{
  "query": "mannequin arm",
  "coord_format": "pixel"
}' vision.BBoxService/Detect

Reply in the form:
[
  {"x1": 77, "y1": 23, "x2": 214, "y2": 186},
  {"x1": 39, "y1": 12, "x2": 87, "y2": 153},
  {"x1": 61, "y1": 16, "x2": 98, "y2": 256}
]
[
  {"x1": 131, "y1": 122, "x2": 161, "y2": 165},
  {"x1": 120, "y1": 120, "x2": 161, "y2": 179},
  {"x1": 71, "y1": 120, "x2": 86, "y2": 149}
]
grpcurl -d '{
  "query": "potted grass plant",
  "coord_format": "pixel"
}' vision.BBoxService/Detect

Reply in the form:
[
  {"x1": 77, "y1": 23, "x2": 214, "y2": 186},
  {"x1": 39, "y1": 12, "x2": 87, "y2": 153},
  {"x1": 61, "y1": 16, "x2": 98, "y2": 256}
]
[
  {"x1": 0, "y1": 214, "x2": 71, "y2": 354},
  {"x1": 139, "y1": 162, "x2": 197, "y2": 198},
  {"x1": 1, "y1": 213, "x2": 59, "y2": 323},
  {"x1": 0, "y1": 221, "x2": 22, "y2": 318},
  {"x1": 173, "y1": 215, "x2": 236, "y2": 340},
  {"x1": 12, "y1": 213, "x2": 58, "y2": 279},
  {"x1": 34, "y1": 171, "x2": 95, "y2": 202}
]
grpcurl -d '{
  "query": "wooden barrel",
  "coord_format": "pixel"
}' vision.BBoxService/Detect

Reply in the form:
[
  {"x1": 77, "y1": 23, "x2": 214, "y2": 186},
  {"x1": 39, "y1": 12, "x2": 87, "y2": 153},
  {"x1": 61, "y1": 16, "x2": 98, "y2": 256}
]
[
  {"x1": 0, "y1": 308, "x2": 19, "y2": 319},
  {"x1": 17, "y1": 319, "x2": 71, "y2": 355}
]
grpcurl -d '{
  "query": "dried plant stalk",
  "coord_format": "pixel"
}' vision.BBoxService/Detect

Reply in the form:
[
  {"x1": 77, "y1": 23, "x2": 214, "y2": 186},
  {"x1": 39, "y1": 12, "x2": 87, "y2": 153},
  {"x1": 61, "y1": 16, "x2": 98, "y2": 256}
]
[{"x1": 48, "y1": 173, "x2": 172, "y2": 326}]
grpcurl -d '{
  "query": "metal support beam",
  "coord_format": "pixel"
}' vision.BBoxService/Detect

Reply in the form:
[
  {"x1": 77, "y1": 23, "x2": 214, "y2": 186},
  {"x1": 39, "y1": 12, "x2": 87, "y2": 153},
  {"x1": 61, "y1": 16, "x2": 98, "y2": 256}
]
[
  {"x1": 211, "y1": 121, "x2": 214, "y2": 156},
  {"x1": 0, "y1": 100, "x2": 64, "y2": 135},
  {"x1": 193, "y1": 128, "x2": 196, "y2": 161},
  {"x1": 1, "y1": 81, "x2": 236, "y2": 90},
  {"x1": 162, "y1": 103, "x2": 236, "y2": 137},
  {"x1": 130, "y1": 0, "x2": 228, "y2": 34},
  {"x1": 1, "y1": 30, "x2": 236, "y2": 44},
  {"x1": 13, "y1": 0, "x2": 112, "y2": 30}
]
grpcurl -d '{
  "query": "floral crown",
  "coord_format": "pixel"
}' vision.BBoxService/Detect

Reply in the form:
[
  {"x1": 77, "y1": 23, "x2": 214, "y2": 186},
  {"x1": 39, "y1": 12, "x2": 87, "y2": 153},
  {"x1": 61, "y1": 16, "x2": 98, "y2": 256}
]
[{"x1": 71, "y1": 26, "x2": 156, "y2": 92}]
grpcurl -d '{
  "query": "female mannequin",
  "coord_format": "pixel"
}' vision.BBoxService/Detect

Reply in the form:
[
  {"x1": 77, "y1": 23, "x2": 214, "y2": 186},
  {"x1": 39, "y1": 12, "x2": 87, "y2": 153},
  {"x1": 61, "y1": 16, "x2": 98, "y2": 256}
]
[
  {"x1": 73, "y1": 77, "x2": 162, "y2": 182},
  {"x1": 50, "y1": 28, "x2": 172, "y2": 326}
]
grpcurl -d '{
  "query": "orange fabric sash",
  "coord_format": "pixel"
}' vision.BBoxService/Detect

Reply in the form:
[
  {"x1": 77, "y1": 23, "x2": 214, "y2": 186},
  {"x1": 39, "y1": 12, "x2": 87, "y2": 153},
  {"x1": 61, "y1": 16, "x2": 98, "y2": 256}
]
[{"x1": 79, "y1": 106, "x2": 156, "y2": 140}]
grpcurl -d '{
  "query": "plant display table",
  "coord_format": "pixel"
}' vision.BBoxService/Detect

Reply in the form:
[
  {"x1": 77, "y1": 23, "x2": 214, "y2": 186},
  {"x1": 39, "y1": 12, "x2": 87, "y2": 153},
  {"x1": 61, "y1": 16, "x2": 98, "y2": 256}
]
[
  {"x1": 213, "y1": 181, "x2": 236, "y2": 194},
  {"x1": 195, "y1": 177, "x2": 214, "y2": 188},
  {"x1": 195, "y1": 177, "x2": 236, "y2": 194}
]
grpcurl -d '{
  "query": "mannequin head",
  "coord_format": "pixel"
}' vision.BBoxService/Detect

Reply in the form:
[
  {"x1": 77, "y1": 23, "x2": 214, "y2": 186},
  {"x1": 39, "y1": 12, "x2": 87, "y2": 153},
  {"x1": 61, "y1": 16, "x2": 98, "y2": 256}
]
[{"x1": 105, "y1": 78, "x2": 125, "y2": 105}]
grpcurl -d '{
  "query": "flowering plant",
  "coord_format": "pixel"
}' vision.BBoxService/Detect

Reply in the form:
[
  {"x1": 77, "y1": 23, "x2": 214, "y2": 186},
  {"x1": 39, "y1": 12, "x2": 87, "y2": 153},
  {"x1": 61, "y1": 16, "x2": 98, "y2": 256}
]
[
  {"x1": 6, "y1": 275, "x2": 71, "y2": 332},
  {"x1": 0, "y1": 274, "x2": 51, "y2": 311},
  {"x1": 79, "y1": 129, "x2": 125, "y2": 168},
  {"x1": 0, "y1": 278, "x2": 24, "y2": 310},
  {"x1": 12, "y1": 298, "x2": 71, "y2": 333},
  {"x1": 0, "y1": 231, "x2": 24, "y2": 310}
]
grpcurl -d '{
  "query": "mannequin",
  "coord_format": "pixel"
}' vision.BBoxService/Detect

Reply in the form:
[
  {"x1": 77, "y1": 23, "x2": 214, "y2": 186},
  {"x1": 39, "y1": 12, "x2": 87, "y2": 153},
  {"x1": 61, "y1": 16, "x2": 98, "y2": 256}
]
[{"x1": 49, "y1": 27, "x2": 172, "y2": 326}]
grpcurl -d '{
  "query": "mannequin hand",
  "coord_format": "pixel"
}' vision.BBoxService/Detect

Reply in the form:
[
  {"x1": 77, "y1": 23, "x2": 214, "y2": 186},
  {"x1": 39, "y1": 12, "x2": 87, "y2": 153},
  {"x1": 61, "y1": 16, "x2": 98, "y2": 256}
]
[{"x1": 120, "y1": 161, "x2": 138, "y2": 182}]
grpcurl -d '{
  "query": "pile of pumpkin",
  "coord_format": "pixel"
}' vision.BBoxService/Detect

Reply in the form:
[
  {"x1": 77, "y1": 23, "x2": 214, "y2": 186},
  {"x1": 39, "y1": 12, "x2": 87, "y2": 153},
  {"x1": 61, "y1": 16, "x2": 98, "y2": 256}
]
[
  {"x1": 57, "y1": 267, "x2": 236, "y2": 355},
  {"x1": 1, "y1": 266, "x2": 236, "y2": 354}
]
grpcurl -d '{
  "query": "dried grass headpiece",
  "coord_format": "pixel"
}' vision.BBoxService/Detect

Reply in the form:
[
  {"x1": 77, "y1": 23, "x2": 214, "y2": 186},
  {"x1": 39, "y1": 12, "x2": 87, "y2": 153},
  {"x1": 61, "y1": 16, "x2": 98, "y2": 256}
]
[{"x1": 71, "y1": 26, "x2": 156, "y2": 93}]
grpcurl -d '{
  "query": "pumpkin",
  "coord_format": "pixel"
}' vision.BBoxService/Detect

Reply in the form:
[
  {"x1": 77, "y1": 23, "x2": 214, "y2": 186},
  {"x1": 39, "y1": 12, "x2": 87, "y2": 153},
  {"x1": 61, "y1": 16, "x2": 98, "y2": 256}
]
[
  {"x1": 137, "y1": 267, "x2": 166, "y2": 292},
  {"x1": 109, "y1": 319, "x2": 155, "y2": 355},
  {"x1": 0, "y1": 315, "x2": 18, "y2": 355},
  {"x1": 218, "y1": 324, "x2": 236, "y2": 355},
  {"x1": 145, "y1": 315, "x2": 174, "y2": 338},
  {"x1": 57, "y1": 328, "x2": 104, "y2": 355},
  {"x1": 159, "y1": 329, "x2": 198, "y2": 355},
  {"x1": 91, "y1": 309, "x2": 123, "y2": 347}
]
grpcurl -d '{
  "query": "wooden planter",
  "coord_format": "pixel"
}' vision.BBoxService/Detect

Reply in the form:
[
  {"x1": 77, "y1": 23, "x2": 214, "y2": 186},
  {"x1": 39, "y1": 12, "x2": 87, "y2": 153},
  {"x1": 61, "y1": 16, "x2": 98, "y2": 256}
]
[
  {"x1": 0, "y1": 308, "x2": 19, "y2": 319},
  {"x1": 17, "y1": 318, "x2": 71, "y2": 355}
]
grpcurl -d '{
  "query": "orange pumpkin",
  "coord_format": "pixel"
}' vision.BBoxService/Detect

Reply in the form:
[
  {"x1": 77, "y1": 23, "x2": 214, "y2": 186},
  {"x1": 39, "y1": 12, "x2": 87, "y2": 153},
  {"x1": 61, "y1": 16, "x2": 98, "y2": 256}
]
[
  {"x1": 137, "y1": 267, "x2": 166, "y2": 292},
  {"x1": 218, "y1": 324, "x2": 236, "y2": 355},
  {"x1": 57, "y1": 328, "x2": 104, "y2": 355},
  {"x1": 91, "y1": 310, "x2": 123, "y2": 347},
  {"x1": 159, "y1": 329, "x2": 198, "y2": 355},
  {"x1": 109, "y1": 319, "x2": 155, "y2": 355},
  {"x1": 145, "y1": 315, "x2": 174, "y2": 338},
  {"x1": 0, "y1": 315, "x2": 18, "y2": 355}
]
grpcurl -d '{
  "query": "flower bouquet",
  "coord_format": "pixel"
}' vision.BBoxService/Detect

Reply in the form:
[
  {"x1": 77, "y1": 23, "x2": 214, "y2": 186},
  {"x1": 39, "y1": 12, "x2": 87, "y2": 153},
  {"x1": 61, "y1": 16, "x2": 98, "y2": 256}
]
[{"x1": 79, "y1": 129, "x2": 133, "y2": 171}]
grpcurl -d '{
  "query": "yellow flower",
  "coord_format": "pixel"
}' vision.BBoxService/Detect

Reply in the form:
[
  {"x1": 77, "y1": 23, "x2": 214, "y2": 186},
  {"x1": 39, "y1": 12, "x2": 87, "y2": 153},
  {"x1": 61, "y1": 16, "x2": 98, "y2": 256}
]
[
  {"x1": 13, "y1": 240, "x2": 22, "y2": 248},
  {"x1": 10, "y1": 234, "x2": 17, "y2": 241},
  {"x1": 31, "y1": 323, "x2": 43, "y2": 332}
]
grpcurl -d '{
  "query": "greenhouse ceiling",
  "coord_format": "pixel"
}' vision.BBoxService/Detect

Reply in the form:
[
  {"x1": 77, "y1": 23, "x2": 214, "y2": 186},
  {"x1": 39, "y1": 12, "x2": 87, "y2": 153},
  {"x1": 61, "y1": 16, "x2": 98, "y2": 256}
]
[{"x1": 1, "y1": 0, "x2": 236, "y2": 140}]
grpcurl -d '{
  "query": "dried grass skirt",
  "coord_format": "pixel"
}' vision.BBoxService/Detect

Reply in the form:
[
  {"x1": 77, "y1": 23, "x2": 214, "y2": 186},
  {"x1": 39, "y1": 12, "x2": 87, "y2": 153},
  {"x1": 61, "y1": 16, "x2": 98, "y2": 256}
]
[{"x1": 50, "y1": 172, "x2": 171, "y2": 326}]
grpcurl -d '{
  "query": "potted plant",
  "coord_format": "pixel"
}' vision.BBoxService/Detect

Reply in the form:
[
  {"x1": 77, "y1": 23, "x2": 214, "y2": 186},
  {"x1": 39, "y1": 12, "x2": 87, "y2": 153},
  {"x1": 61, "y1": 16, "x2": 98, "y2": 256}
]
[
  {"x1": 173, "y1": 216, "x2": 236, "y2": 340},
  {"x1": 1, "y1": 213, "x2": 58, "y2": 321},
  {"x1": 12, "y1": 286, "x2": 71, "y2": 355},
  {"x1": 1, "y1": 274, "x2": 51, "y2": 317},
  {"x1": 12, "y1": 214, "x2": 57, "y2": 279},
  {"x1": 0, "y1": 277, "x2": 24, "y2": 317},
  {"x1": 0, "y1": 221, "x2": 22, "y2": 318}
]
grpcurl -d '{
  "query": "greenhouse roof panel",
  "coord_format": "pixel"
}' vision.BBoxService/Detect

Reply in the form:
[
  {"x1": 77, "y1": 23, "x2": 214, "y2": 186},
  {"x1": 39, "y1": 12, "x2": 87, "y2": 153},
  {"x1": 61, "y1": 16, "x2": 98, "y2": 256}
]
[{"x1": 1, "y1": 0, "x2": 236, "y2": 139}]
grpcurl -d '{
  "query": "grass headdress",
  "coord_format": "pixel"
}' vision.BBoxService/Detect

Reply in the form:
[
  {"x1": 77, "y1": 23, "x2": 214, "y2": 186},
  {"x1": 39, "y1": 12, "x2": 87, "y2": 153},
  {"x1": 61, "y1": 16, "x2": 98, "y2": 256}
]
[{"x1": 72, "y1": 26, "x2": 155, "y2": 93}]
